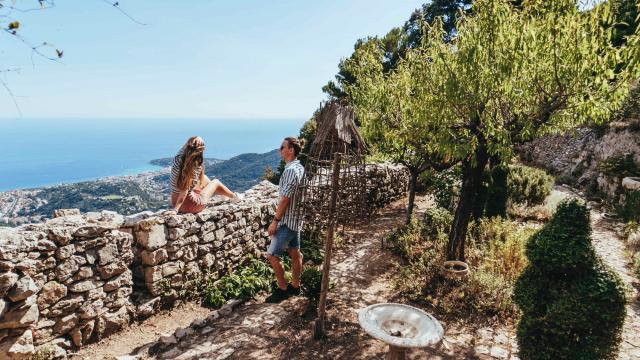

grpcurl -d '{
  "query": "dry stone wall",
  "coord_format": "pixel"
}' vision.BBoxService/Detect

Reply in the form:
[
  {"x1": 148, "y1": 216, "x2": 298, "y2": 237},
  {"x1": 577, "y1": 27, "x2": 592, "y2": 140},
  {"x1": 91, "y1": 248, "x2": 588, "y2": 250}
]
[{"x1": 0, "y1": 164, "x2": 408, "y2": 359}]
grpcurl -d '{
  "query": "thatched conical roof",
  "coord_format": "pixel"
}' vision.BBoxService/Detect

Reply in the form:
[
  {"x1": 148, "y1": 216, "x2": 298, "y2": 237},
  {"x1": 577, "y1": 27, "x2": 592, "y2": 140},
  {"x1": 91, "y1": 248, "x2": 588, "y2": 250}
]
[{"x1": 310, "y1": 101, "x2": 367, "y2": 160}]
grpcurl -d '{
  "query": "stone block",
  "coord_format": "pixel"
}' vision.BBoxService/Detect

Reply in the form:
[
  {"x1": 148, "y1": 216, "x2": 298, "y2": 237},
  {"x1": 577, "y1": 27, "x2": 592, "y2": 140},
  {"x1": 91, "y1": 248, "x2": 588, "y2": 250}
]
[
  {"x1": 68, "y1": 279, "x2": 104, "y2": 293},
  {"x1": 0, "y1": 272, "x2": 19, "y2": 297},
  {"x1": 37, "y1": 282, "x2": 67, "y2": 310},
  {"x1": 74, "y1": 225, "x2": 110, "y2": 238},
  {"x1": 95, "y1": 306, "x2": 129, "y2": 340},
  {"x1": 7, "y1": 276, "x2": 38, "y2": 302},
  {"x1": 53, "y1": 313, "x2": 78, "y2": 336},
  {"x1": 0, "y1": 303, "x2": 39, "y2": 329},
  {"x1": 78, "y1": 299, "x2": 104, "y2": 320},
  {"x1": 98, "y1": 261, "x2": 128, "y2": 280},
  {"x1": 140, "y1": 248, "x2": 168, "y2": 266},
  {"x1": 48, "y1": 293, "x2": 84, "y2": 318},
  {"x1": 161, "y1": 261, "x2": 183, "y2": 277},
  {"x1": 104, "y1": 271, "x2": 132, "y2": 292},
  {"x1": 0, "y1": 329, "x2": 34, "y2": 360},
  {"x1": 135, "y1": 224, "x2": 167, "y2": 250},
  {"x1": 143, "y1": 266, "x2": 163, "y2": 283},
  {"x1": 167, "y1": 227, "x2": 186, "y2": 241},
  {"x1": 97, "y1": 242, "x2": 119, "y2": 266}
]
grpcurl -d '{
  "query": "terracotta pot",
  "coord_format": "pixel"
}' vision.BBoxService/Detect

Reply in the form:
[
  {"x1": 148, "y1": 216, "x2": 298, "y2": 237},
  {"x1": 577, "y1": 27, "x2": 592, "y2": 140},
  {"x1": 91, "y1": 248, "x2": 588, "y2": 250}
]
[{"x1": 443, "y1": 260, "x2": 469, "y2": 278}]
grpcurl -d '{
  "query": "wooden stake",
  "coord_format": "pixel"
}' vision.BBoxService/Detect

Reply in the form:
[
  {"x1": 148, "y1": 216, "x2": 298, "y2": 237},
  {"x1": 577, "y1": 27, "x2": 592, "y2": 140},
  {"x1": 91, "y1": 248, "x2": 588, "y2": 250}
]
[{"x1": 314, "y1": 153, "x2": 342, "y2": 339}]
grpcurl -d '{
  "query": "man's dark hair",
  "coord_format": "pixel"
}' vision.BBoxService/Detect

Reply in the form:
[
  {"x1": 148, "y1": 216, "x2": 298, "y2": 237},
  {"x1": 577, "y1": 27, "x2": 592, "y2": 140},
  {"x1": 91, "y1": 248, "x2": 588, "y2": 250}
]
[{"x1": 284, "y1": 137, "x2": 306, "y2": 157}]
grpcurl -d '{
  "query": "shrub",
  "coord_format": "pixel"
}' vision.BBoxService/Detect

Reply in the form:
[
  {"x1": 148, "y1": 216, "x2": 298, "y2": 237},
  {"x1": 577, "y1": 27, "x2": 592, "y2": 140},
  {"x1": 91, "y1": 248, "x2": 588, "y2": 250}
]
[
  {"x1": 389, "y1": 209, "x2": 532, "y2": 321},
  {"x1": 597, "y1": 153, "x2": 639, "y2": 178},
  {"x1": 616, "y1": 190, "x2": 640, "y2": 222},
  {"x1": 300, "y1": 266, "x2": 323, "y2": 308},
  {"x1": 507, "y1": 165, "x2": 554, "y2": 206},
  {"x1": 421, "y1": 167, "x2": 461, "y2": 211},
  {"x1": 300, "y1": 228, "x2": 325, "y2": 265},
  {"x1": 422, "y1": 207, "x2": 453, "y2": 238},
  {"x1": 513, "y1": 200, "x2": 626, "y2": 360},
  {"x1": 199, "y1": 256, "x2": 273, "y2": 307}
]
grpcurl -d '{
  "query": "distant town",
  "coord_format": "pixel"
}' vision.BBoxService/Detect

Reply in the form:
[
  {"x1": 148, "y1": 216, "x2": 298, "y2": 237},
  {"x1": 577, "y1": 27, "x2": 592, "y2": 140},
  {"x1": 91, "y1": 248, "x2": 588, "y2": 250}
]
[{"x1": 0, "y1": 149, "x2": 280, "y2": 227}]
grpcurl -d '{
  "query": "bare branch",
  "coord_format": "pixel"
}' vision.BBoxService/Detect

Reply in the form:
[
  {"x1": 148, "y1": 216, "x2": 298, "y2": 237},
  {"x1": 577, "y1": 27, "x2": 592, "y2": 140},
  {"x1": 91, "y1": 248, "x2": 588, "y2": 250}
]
[
  {"x1": 0, "y1": 77, "x2": 23, "y2": 117},
  {"x1": 101, "y1": 0, "x2": 147, "y2": 26}
]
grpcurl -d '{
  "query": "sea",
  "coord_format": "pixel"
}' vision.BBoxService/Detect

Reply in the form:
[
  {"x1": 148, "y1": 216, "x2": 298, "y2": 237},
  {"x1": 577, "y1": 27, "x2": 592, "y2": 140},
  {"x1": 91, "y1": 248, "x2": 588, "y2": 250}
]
[{"x1": 0, "y1": 118, "x2": 302, "y2": 192}]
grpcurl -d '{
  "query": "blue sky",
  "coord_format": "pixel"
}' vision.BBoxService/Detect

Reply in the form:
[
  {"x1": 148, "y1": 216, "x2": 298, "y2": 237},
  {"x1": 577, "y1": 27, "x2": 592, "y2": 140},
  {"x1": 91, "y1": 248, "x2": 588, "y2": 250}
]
[{"x1": 0, "y1": 0, "x2": 424, "y2": 120}]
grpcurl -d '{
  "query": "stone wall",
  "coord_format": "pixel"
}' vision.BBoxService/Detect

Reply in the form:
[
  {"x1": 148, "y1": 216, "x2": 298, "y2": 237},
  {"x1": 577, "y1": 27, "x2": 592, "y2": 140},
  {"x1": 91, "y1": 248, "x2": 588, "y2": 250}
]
[
  {"x1": 0, "y1": 164, "x2": 408, "y2": 359},
  {"x1": 518, "y1": 85, "x2": 640, "y2": 204}
]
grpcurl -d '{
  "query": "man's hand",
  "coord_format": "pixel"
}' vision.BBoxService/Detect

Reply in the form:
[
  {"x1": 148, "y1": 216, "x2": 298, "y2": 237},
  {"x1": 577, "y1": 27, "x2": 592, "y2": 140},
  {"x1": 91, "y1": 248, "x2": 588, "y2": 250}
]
[{"x1": 268, "y1": 220, "x2": 277, "y2": 237}]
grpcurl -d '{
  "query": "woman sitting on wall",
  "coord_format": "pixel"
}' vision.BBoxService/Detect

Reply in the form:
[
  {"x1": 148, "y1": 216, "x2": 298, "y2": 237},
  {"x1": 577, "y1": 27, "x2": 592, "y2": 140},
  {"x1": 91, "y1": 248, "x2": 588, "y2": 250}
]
[{"x1": 170, "y1": 136, "x2": 240, "y2": 213}]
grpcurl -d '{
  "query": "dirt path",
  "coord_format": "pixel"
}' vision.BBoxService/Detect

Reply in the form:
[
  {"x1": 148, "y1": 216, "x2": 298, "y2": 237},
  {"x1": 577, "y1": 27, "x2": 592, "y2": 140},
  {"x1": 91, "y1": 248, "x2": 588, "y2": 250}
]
[
  {"x1": 555, "y1": 186, "x2": 640, "y2": 360},
  {"x1": 69, "y1": 302, "x2": 212, "y2": 360},
  {"x1": 590, "y1": 208, "x2": 640, "y2": 360}
]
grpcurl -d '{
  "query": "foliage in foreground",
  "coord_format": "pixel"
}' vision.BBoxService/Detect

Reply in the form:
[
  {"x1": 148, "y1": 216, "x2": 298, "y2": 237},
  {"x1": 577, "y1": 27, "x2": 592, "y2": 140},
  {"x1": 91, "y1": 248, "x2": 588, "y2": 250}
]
[
  {"x1": 388, "y1": 208, "x2": 535, "y2": 321},
  {"x1": 195, "y1": 256, "x2": 274, "y2": 307},
  {"x1": 514, "y1": 200, "x2": 626, "y2": 360}
]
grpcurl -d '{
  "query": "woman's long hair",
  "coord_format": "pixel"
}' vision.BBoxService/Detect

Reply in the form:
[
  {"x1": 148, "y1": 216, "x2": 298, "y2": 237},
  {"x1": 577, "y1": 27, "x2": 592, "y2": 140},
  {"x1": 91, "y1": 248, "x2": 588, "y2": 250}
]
[{"x1": 177, "y1": 136, "x2": 205, "y2": 192}]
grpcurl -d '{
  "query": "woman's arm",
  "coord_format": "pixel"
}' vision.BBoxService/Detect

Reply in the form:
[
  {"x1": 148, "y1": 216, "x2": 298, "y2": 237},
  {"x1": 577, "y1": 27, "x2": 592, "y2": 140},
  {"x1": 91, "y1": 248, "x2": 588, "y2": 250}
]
[{"x1": 172, "y1": 190, "x2": 188, "y2": 212}]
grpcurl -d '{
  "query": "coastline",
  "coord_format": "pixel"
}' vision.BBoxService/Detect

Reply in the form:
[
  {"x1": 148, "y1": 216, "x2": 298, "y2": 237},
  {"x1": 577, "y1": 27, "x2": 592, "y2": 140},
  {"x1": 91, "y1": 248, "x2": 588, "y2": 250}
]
[{"x1": 0, "y1": 149, "x2": 280, "y2": 227}]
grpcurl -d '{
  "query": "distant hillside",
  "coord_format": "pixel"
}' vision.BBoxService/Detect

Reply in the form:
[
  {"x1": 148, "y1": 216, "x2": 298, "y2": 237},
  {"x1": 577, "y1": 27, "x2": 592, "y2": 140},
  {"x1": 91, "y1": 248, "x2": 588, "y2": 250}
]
[{"x1": 206, "y1": 149, "x2": 280, "y2": 191}]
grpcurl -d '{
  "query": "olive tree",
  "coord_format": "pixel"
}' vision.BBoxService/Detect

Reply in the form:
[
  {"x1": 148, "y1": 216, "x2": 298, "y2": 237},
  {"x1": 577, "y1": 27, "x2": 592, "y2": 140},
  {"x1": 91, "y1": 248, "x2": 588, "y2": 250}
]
[{"x1": 346, "y1": 0, "x2": 636, "y2": 260}]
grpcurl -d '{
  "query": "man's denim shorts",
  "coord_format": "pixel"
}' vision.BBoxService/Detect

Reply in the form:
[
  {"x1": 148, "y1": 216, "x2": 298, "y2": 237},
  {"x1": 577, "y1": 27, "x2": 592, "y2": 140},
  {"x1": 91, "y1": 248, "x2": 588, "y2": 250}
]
[{"x1": 267, "y1": 225, "x2": 300, "y2": 257}]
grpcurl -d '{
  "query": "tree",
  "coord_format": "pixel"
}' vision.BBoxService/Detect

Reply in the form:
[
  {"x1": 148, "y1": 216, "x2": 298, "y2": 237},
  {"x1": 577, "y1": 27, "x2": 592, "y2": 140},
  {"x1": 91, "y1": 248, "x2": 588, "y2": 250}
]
[
  {"x1": 324, "y1": 1, "x2": 477, "y2": 101},
  {"x1": 346, "y1": 0, "x2": 637, "y2": 260}
]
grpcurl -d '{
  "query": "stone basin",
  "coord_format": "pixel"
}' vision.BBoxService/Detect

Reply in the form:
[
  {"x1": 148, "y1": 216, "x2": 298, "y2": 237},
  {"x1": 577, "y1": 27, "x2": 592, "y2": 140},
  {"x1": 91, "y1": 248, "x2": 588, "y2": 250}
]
[
  {"x1": 358, "y1": 303, "x2": 444, "y2": 349},
  {"x1": 622, "y1": 177, "x2": 640, "y2": 191}
]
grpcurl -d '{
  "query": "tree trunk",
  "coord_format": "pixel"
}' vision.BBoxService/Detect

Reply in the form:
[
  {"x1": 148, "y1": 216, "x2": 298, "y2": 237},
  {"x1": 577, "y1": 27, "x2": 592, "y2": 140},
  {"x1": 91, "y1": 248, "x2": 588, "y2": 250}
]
[
  {"x1": 447, "y1": 146, "x2": 489, "y2": 261},
  {"x1": 485, "y1": 156, "x2": 509, "y2": 218},
  {"x1": 406, "y1": 168, "x2": 418, "y2": 224}
]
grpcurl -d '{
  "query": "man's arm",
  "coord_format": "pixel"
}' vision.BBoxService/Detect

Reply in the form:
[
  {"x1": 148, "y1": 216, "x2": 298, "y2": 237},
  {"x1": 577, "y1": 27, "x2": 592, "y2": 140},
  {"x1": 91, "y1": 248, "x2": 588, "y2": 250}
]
[{"x1": 268, "y1": 196, "x2": 290, "y2": 236}]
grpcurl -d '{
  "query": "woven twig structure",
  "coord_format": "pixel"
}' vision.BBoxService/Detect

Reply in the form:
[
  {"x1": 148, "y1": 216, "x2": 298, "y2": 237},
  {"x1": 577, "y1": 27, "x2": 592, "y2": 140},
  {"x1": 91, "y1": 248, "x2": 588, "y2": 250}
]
[{"x1": 291, "y1": 100, "x2": 369, "y2": 230}]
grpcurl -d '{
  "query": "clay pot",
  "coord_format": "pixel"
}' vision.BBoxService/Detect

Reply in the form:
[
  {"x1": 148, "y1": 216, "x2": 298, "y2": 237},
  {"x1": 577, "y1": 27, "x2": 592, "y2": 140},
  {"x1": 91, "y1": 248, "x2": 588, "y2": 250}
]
[{"x1": 443, "y1": 260, "x2": 469, "y2": 278}]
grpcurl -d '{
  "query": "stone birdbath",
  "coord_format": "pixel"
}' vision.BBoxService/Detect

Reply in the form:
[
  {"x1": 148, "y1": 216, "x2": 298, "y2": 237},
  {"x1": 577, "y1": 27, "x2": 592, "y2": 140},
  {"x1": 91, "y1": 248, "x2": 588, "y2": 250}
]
[
  {"x1": 622, "y1": 177, "x2": 640, "y2": 191},
  {"x1": 358, "y1": 303, "x2": 444, "y2": 360}
]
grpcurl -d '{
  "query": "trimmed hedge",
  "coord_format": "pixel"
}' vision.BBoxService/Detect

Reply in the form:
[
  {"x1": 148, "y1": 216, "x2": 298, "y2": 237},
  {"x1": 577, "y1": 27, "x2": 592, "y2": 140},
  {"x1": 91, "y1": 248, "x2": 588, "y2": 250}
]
[{"x1": 513, "y1": 200, "x2": 626, "y2": 360}]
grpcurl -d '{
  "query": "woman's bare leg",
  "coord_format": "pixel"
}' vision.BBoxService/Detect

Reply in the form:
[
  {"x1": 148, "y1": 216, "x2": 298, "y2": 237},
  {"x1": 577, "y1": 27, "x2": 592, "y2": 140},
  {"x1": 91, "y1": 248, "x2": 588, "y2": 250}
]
[{"x1": 200, "y1": 175, "x2": 235, "y2": 201}]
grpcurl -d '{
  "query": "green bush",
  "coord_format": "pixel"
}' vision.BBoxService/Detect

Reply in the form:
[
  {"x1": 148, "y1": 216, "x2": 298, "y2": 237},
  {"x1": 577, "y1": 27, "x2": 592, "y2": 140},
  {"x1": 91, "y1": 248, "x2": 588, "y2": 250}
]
[
  {"x1": 422, "y1": 207, "x2": 453, "y2": 238},
  {"x1": 508, "y1": 165, "x2": 554, "y2": 206},
  {"x1": 199, "y1": 256, "x2": 273, "y2": 307},
  {"x1": 421, "y1": 167, "x2": 461, "y2": 211},
  {"x1": 597, "y1": 153, "x2": 640, "y2": 178},
  {"x1": 300, "y1": 266, "x2": 323, "y2": 308},
  {"x1": 616, "y1": 190, "x2": 640, "y2": 222},
  {"x1": 513, "y1": 200, "x2": 626, "y2": 360}
]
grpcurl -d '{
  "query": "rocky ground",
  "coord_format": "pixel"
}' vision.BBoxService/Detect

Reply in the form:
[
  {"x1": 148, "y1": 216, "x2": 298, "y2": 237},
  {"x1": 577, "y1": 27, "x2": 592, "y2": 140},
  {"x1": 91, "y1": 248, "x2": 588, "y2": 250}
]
[{"x1": 66, "y1": 192, "x2": 640, "y2": 360}]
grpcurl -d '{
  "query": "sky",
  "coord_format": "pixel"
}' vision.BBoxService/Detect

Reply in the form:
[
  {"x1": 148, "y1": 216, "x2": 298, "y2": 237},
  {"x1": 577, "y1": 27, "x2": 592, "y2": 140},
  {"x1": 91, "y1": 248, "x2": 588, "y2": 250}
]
[{"x1": 0, "y1": 0, "x2": 424, "y2": 120}]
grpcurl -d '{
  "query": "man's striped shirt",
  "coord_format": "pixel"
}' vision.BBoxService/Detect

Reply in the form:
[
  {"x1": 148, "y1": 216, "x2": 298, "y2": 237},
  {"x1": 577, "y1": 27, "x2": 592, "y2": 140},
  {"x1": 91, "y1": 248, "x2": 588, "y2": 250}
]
[{"x1": 278, "y1": 159, "x2": 304, "y2": 232}]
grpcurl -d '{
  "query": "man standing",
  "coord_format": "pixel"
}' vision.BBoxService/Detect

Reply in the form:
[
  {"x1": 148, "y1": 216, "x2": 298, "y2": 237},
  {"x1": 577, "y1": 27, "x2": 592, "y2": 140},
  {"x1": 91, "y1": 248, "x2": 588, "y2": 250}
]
[{"x1": 265, "y1": 137, "x2": 305, "y2": 303}]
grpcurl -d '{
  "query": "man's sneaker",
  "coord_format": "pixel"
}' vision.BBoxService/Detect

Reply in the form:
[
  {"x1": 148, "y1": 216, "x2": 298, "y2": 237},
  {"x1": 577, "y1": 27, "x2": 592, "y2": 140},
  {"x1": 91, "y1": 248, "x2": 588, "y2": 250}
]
[
  {"x1": 286, "y1": 283, "x2": 301, "y2": 296},
  {"x1": 265, "y1": 287, "x2": 289, "y2": 303}
]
